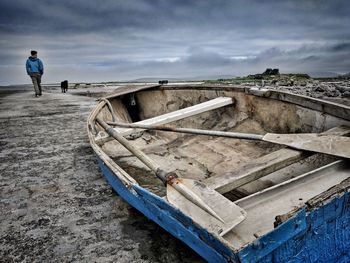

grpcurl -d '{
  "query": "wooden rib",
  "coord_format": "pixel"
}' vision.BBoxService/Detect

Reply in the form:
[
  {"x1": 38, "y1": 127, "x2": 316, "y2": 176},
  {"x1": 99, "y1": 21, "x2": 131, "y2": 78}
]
[{"x1": 204, "y1": 126, "x2": 350, "y2": 194}]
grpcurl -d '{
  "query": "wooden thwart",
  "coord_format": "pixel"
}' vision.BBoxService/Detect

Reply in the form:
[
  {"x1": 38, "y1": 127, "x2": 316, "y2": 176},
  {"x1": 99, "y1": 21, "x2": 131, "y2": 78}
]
[
  {"x1": 116, "y1": 96, "x2": 234, "y2": 136},
  {"x1": 204, "y1": 126, "x2": 350, "y2": 194}
]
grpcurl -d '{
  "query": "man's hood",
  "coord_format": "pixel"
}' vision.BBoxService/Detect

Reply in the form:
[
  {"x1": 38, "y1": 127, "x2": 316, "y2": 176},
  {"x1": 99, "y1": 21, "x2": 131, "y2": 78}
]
[{"x1": 28, "y1": 56, "x2": 38, "y2": 61}]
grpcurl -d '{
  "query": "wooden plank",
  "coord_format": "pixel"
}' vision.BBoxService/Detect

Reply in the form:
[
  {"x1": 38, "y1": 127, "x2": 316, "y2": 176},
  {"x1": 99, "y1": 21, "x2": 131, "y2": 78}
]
[
  {"x1": 263, "y1": 133, "x2": 350, "y2": 159},
  {"x1": 205, "y1": 148, "x2": 306, "y2": 194},
  {"x1": 115, "y1": 97, "x2": 234, "y2": 136},
  {"x1": 204, "y1": 126, "x2": 350, "y2": 194}
]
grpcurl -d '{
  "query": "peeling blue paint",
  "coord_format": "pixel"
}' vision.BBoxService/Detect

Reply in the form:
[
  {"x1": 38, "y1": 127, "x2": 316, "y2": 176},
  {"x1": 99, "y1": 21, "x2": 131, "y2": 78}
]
[
  {"x1": 97, "y1": 158, "x2": 239, "y2": 263},
  {"x1": 97, "y1": 156, "x2": 350, "y2": 263},
  {"x1": 238, "y1": 209, "x2": 307, "y2": 262},
  {"x1": 239, "y1": 192, "x2": 350, "y2": 263}
]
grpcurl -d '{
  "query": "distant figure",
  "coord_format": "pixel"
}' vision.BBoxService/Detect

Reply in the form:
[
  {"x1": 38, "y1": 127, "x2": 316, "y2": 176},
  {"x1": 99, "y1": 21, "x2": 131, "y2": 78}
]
[
  {"x1": 61, "y1": 80, "x2": 68, "y2": 93},
  {"x1": 26, "y1": 50, "x2": 44, "y2": 97}
]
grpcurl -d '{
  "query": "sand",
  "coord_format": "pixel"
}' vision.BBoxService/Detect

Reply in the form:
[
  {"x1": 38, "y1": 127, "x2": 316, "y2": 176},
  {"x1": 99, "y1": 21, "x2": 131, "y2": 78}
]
[{"x1": 0, "y1": 88, "x2": 203, "y2": 263}]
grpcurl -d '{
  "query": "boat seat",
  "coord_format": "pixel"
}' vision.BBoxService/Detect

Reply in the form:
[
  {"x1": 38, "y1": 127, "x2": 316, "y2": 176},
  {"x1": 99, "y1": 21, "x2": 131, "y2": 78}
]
[
  {"x1": 204, "y1": 126, "x2": 350, "y2": 194},
  {"x1": 115, "y1": 96, "x2": 234, "y2": 137}
]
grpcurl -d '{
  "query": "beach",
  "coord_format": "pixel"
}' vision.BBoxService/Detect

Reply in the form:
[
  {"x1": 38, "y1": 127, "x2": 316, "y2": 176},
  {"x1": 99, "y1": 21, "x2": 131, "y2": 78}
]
[{"x1": 0, "y1": 86, "x2": 203, "y2": 262}]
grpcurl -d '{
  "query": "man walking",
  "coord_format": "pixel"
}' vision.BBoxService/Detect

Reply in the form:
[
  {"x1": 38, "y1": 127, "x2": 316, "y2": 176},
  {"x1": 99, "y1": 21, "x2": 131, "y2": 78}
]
[{"x1": 26, "y1": 50, "x2": 44, "y2": 97}]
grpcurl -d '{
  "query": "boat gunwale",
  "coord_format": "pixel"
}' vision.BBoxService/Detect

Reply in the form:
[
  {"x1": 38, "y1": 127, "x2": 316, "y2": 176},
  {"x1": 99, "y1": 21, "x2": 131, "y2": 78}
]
[
  {"x1": 159, "y1": 85, "x2": 350, "y2": 121},
  {"x1": 87, "y1": 99, "x2": 137, "y2": 185}
]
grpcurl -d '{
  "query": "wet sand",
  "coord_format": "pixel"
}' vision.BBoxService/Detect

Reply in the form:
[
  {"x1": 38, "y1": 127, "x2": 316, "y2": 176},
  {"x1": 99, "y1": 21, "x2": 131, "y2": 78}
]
[{"x1": 0, "y1": 88, "x2": 203, "y2": 262}]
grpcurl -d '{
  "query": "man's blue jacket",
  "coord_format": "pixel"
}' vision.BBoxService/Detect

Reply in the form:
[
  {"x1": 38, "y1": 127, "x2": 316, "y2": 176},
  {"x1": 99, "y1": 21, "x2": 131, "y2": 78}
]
[{"x1": 26, "y1": 56, "x2": 44, "y2": 75}]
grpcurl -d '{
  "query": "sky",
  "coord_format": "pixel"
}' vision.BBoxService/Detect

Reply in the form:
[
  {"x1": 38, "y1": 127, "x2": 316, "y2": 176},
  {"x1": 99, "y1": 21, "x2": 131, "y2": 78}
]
[{"x1": 0, "y1": 0, "x2": 349, "y2": 85}]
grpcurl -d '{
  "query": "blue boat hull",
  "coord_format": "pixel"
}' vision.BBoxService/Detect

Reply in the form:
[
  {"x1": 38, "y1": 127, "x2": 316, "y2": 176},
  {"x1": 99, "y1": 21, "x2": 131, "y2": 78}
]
[
  {"x1": 97, "y1": 158, "x2": 239, "y2": 262},
  {"x1": 97, "y1": 156, "x2": 350, "y2": 263}
]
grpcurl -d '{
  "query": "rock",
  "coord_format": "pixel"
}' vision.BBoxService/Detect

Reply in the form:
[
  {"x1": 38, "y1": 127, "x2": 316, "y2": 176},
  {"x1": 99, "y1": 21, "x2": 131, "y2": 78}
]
[
  {"x1": 335, "y1": 85, "x2": 350, "y2": 93},
  {"x1": 325, "y1": 89, "x2": 341, "y2": 97},
  {"x1": 313, "y1": 86, "x2": 326, "y2": 92},
  {"x1": 334, "y1": 84, "x2": 346, "y2": 93},
  {"x1": 342, "y1": 91, "x2": 350, "y2": 97}
]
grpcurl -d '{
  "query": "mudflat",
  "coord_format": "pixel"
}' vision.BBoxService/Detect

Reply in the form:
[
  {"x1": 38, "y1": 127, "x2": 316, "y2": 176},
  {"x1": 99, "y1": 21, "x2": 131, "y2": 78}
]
[{"x1": 0, "y1": 88, "x2": 202, "y2": 262}]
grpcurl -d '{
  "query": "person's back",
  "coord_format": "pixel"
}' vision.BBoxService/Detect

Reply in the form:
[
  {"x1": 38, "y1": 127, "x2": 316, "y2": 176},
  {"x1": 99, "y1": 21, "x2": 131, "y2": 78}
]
[
  {"x1": 26, "y1": 57, "x2": 43, "y2": 75},
  {"x1": 26, "y1": 50, "x2": 44, "y2": 97}
]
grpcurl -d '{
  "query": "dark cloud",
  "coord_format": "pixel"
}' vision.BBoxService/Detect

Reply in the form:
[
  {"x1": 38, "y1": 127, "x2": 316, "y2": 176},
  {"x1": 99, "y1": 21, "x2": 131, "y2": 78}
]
[{"x1": 0, "y1": 0, "x2": 349, "y2": 84}]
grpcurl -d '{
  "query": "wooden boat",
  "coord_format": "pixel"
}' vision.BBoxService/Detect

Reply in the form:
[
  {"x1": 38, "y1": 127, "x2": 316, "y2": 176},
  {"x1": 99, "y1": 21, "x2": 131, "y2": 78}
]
[{"x1": 87, "y1": 84, "x2": 350, "y2": 262}]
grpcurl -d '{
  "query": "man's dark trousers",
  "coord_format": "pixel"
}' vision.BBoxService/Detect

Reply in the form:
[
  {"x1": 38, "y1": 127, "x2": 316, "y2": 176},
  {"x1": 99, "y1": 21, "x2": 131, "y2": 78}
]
[{"x1": 30, "y1": 73, "x2": 42, "y2": 96}]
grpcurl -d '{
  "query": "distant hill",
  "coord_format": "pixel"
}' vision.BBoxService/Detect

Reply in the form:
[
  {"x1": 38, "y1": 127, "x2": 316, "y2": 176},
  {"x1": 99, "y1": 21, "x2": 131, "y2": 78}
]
[
  {"x1": 307, "y1": 71, "x2": 339, "y2": 78},
  {"x1": 131, "y1": 75, "x2": 236, "y2": 82},
  {"x1": 188, "y1": 75, "x2": 236, "y2": 81},
  {"x1": 131, "y1": 77, "x2": 183, "y2": 82}
]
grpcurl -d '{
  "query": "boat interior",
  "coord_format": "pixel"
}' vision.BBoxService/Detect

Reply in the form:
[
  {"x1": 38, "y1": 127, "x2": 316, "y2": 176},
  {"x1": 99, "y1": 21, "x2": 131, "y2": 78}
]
[{"x1": 90, "y1": 86, "x2": 350, "y2": 250}]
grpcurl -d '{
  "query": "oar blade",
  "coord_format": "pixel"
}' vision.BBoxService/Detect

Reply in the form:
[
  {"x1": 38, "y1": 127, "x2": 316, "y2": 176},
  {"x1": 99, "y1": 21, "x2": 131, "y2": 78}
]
[
  {"x1": 263, "y1": 133, "x2": 350, "y2": 159},
  {"x1": 167, "y1": 178, "x2": 247, "y2": 236}
]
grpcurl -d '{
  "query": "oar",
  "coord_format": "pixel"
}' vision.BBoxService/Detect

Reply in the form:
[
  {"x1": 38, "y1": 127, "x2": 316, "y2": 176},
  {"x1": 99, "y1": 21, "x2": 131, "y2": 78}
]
[
  {"x1": 96, "y1": 117, "x2": 247, "y2": 236},
  {"x1": 107, "y1": 121, "x2": 350, "y2": 159}
]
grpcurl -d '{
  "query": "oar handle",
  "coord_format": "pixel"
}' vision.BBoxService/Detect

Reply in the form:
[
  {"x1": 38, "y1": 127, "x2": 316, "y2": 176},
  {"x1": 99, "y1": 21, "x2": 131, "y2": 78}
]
[
  {"x1": 96, "y1": 117, "x2": 176, "y2": 184},
  {"x1": 107, "y1": 120, "x2": 264, "y2": 140}
]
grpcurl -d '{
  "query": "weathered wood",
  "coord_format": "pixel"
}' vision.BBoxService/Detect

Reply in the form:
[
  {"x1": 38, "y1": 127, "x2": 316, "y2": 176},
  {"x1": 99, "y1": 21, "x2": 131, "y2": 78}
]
[
  {"x1": 263, "y1": 133, "x2": 350, "y2": 159},
  {"x1": 108, "y1": 120, "x2": 263, "y2": 140},
  {"x1": 96, "y1": 96, "x2": 234, "y2": 144},
  {"x1": 109, "y1": 120, "x2": 350, "y2": 158},
  {"x1": 205, "y1": 148, "x2": 306, "y2": 194},
  {"x1": 227, "y1": 160, "x2": 350, "y2": 250},
  {"x1": 161, "y1": 86, "x2": 350, "y2": 121},
  {"x1": 267, "y1": 90, "x2": 350, "y2": 121},
  {"x1": 204, "y1": 126, "x2": 350, "y2": 194},
  {"x1": 167, "y1": 178, "x2": 247, "y2": 236},
  {"x1": 115, "y1": 97, "x2": 234, "y2": 136},
  {"x1": 97, "y1": 116, "x2": 247, "y2": 235}
]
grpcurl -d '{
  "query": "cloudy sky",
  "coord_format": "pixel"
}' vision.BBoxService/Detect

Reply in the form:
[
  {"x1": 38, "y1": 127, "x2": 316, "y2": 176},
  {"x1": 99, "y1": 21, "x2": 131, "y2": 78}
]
[{"x1": 0, "y1": 0, "x2": 349, "y2": 85}]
